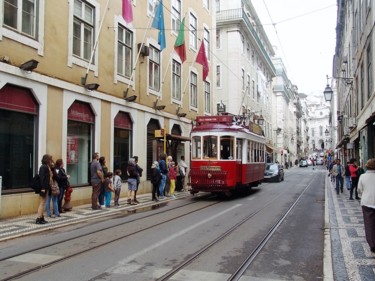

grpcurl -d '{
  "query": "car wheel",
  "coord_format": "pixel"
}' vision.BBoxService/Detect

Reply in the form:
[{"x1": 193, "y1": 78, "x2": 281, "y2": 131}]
[{"x1": 277, "y1": 175, "x2": 281, "y2": 182}]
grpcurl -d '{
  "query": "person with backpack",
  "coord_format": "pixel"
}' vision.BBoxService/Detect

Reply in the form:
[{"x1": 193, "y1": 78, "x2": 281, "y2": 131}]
[
  {"x1": 35, "y1": 154, "x2": 54, "y2": 224},
  {"x1": 349, "y1": 158, "x2": 360, "y2": 200}
]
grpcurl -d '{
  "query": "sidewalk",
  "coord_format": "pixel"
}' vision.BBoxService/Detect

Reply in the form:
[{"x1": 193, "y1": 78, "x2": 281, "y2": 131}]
[
  {"x1": 0, "y1": 191, "x2": 191, "y2": 243},
  {"x1": 325, "y1": 173, "x2": 375, "y2": 281}
]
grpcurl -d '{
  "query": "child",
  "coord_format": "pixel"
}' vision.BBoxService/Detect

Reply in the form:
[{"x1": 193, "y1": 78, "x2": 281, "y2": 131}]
[
  {"x1": 104, "y1": 172, "x2": 114, "y2": 207},
  {"x1": 113, "y1": 169, "x2": 122, "y2": 207},
  {"x1": 168, "y1": 162, "x2": 176, "y2": 199}
]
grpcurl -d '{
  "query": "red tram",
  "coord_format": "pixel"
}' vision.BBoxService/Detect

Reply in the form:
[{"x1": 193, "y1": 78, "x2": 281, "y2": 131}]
[{"x1": 190, "y1": 115, "x2": 265, "y2": 195}]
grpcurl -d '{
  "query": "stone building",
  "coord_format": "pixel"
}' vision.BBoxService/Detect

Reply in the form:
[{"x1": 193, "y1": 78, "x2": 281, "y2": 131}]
[{"x1": 0, "y1": 0, "x2": 215, "y2": 218}]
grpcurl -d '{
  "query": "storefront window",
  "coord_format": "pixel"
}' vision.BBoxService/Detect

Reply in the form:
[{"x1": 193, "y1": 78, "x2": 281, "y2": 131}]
[
  {"x1": 67, "y1": 121, "x2": 92, "y2": 185},
  {"x1": 0, "y1": 110, "x2": 36, "y2": 190},
  {"x1": 113, "y1": 112, "x2": 132, "y2": 180},
  {"x1": 0, "y1": 85, "x2": 37, "y2": 191},
  {"x1": 66, "y1": 101, "x2": 94, "y2": 186}
]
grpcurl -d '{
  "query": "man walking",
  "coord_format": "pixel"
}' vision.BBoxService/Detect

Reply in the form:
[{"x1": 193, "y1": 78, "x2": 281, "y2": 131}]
[
  {"x1": 178, "y1": 155, "x2": 188, "y2": 191},
  {"x1": 90, "y1": 152, "x2": 104, "y2": 209},
  {"x1": 132, "y1": 156, "x2": 143, "y2": 204},
  {"x1": 332, "y1": 159, "x2": 344, "y2": 195}
]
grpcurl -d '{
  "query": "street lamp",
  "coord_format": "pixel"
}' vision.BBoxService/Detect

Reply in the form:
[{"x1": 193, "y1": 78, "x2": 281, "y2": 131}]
[{"x1": 323, "y1": 75, "x2": 333, "y2": 102}]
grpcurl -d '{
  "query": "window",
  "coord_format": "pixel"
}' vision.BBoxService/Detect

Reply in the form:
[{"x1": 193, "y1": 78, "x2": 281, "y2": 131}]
[
  {"x1": 367, "y1": 44, "x2": 372, "y2": 99},
  {"x1": 0, "y1": 85, "x2": 37, "y2": 190},
  {"x1": 242, "y1": 69, "x2": 245, "y2": 90},
  {"x1": 216, "y1": 0, "x2": 220, "y2": 13},
  {"x1": 190, "y1": 71, "x2": 198, "y2": 108},
  {"x1": 66, "y1": 101, "x2": 94, "y2": 186},
  {"x1": 204, "y1": 81, "x2": 211, "y2": 113},
  {"x1": 192, "y1": 136, "x2": 201, "y2": 159},
  {"x1": 319, "y1": 126, "x2": 323, "y2": 136},
  {"x1": 203, "y1": 136, "x2": 217, "y2": 159},
  {"x1": 3, "y1": 0, "x2": 38, "y2": 38},
  {"x1": 189, "y1": 13, "x2": 197, "y2": 49},
  {"x1": 236, "y1": 139, "x2": 242, "y2": 160},
  {"x1": 216, "y1": 65, "x2": 221, "y2": 87},
  {"x1": 117, "y1": 25, "x2": 133, "y2": 78},
  {"x1": 312, "y1": 128, "x2": 315, "y2": 137},
  {"x1": 216, "y1": 28, "x2": 221, "y2": 49},
  {"x1": 171, "y1": 0, "x2": 181, "y2": 33},
  {"x1": 149, "y1": 45, "x2": 161, "y2": 91},
  {"x1": 252, "y1": 80, "x2": 255, "y2": 99},
  {"x1": 247, "y1": 74, "x2": 250, "y2": 95},
  {"x1": 113, "y1": 112, "x2": 132, "y2": 181},
  {"x1": 147, "y1": 0, "x2": 157, "y2": 16},
  {"x1": 220, "y1": 136, "x2": 234, "y2": 159},
  {"x1": 73, "y1": 0, "x2": 95, "y2": 61},
  {"x1": 203, "y1": 0, "x2": 209, "y2": 10},
  {"x1": 247, "y1": 42, "x2": 250, "y2": 59},
  {"x1": 172, "y1": 60, "x2": 181, "y2": 100}
]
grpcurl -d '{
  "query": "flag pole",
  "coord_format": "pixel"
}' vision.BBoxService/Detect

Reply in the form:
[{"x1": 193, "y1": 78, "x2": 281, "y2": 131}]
[
  {"x1": 82, "y1": 0, "x2": 112, "y2": 85},
  {"x1": 125, "y1": 13, "x2": 155, "y2": 93}
]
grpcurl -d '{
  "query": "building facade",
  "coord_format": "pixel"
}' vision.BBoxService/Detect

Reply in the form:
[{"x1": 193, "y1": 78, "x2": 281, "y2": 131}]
[
  {"x1": 215, "y1": 0, "x2": 276, "y2": 160},
  {"x1": 0, "y1": 0, "x2": 215, "y2": 218},
  {"x1": 331, "y1": 0, "x2": 375, "y2": 166}
]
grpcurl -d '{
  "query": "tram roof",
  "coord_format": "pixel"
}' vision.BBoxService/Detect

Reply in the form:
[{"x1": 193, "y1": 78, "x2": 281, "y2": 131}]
[{"x1": 192, "y1": 115, "x2": 264, "y2": 137}]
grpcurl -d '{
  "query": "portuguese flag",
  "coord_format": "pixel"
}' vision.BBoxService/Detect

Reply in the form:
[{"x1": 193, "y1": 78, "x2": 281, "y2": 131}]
[{"x1": 174, "y1": 18, "x2": 186, "y2": 63}]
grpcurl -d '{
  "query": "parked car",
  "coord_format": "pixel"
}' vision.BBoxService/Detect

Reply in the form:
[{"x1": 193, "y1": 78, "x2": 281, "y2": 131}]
[
  {"x1": 299, "y1": 159, "x2": 308, "y2": 167},
  {"x1": 264, "y1": 163, "x2": 284, "y2": 182},
  {"x1": 316, "y1": 158, "x2": 324, "y2": 165},
  {"x1": 307, "y1": 159, "x2": 313, "y2": 166}
]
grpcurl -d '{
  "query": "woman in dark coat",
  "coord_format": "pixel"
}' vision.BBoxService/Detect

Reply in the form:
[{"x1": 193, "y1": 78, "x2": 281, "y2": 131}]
[
  {"x1": 36, "y1": 154, "x2": 53, "y2": 224},
  {"x1": 55, "y1": 159, "x2": 70, "y2": 213}
]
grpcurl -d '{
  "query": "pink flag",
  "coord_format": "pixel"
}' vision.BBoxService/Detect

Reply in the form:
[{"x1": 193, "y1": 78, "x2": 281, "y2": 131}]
[
  {"x1": 196, "y1": 41, "x2": 209, "y2": 81},
  {"x1": 122, "y1": 0, "x2": 133, "y2": 23}
]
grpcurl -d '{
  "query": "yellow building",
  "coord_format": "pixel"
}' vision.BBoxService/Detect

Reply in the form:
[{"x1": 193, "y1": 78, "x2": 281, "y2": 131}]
[{"x1": 0, "y1": 0, "x2": 215, "y2": 218}]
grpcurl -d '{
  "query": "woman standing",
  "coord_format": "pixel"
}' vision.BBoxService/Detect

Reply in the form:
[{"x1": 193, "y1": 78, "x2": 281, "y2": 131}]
[
  {"x1": 358, "y1": 158, "x2": 375, "y2": 253},
  {"x1": 99, "y1": 156, "x2": 108, "y2": 207},
  {"x1": 36, "y1": 154, "x2": 53, "y2": 224},
  {"x1": 55, "y1": 159, "x2": 70, "y2": 213},
  {"x1": 349, "y1": 158, "x2": 360, "y2": 200}
]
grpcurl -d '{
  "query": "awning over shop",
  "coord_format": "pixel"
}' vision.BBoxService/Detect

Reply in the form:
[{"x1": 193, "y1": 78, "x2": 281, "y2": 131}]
[
  {"x1": 265, "y1": 144, "x2": 274, "y2": 153},
  {"x1": 166, "y1": 134, "x2": 191, "y2": 142}
]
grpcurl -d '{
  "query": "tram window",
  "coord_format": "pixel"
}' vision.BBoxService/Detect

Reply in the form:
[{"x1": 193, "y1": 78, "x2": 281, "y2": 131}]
[
  {"x1": 220, "y1": 136, "x2": 234, "y2": 159},
  {"x1": 247, "y1": 140, "x2": 251, "y2": 162},
  {"x1": 203, "y1": 135, "x2": 218, "y2": 159},
  {"x1": 236, "y1": 139, "x2": 242, "y2": 160},
  {"x1": 192, "y1": 136, "x2": 201, "y2": 159}
]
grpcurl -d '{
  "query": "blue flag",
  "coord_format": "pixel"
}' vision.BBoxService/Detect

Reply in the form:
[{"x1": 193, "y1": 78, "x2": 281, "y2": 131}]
[{"x1": 152, "y1": 0, "x2": 166, "y2": 51}]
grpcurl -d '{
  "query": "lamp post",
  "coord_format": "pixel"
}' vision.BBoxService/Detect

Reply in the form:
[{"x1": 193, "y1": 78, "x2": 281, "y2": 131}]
[{"x1": 323, "y1": 75, "x2": 333, "y2": 102}]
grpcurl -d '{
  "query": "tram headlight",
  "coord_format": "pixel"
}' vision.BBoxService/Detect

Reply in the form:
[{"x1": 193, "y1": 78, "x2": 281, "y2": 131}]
[{"x1": 207, "y1": 173, "x2": 212, "y2": 179}]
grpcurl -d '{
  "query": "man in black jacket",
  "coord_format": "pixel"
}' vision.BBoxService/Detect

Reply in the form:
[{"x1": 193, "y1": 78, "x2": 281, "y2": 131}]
[{"x1": 133, "y1": 156, "x2": 143, "y2": 204}]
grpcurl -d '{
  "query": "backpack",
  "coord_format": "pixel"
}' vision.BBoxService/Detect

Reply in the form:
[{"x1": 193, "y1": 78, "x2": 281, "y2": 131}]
[{"x1": 30, "y1": 174, "x2": 41, "y2": 194}]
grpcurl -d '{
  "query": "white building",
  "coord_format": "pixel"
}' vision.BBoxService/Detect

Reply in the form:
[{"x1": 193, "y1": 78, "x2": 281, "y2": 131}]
[{"x1": 215, "y1": 0, "x2": 276, "y2": 160}]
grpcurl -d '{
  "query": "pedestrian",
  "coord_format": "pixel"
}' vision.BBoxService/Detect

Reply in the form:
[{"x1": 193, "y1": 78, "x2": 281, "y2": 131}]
[
  {"x1": 158, "y1": 153, "x2": 168, "y2": 199},
  {"x1": 103, "y1": 172, "x2": 114, "y2": 208},
  {"x1": 168, "y1": 161, "x2": 177, "y2": 198},
  {"x1": 344, "y1": 161, "x2": 351, "y2": 191},
  {"x1": 99, "y1": 156, "x2": 108, "y2": 208},
  {"x1": 151, "y1": 161, "x2": 161, "y2": 201},
  {"x1": 329, "y1": 160, "x2": 336, "y2": 183},
  {"x1": 55, "y1": 159, "x2": 70, "y2": 214},
  {"x1": 331, "y1": 159, "x2": 344, "y2": 195},
  {"x1": 90, "y1": 152, "x2": 104, "y2": 210},
  {"x1": 349, "y1": 158, "x2": 360, "y2": 200},
  {"x1": 113, "y1": 169, "x2": 122, "y2": 207},
  {"x1": 178, "y1": 155, "x2": 188, "y2": 191},
  {"x1": 164, "y1": 155, "x2": 173, "y2": 196},
  {"x1": 358, "y1": 158, "x2": 375, "y2": 253},
  {"x1": 132, "y1": 156, "x2": 143, "y2": 204},
  {"x1": 36, "y1": 154, "x2": 53, "y2": 224},
  {"x1": 127, "y1": 158, "x2": 139, "y2": 205},
  {"x1": 45, "y1": 160, "x2": 60, "y2": 218}
]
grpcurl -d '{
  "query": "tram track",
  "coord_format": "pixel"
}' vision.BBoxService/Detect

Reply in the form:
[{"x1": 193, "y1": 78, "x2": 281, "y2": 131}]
[
  {"x1": 0, "y1": 195, "x2": 221, "y2": 281},
  {"x1": 156, "y1": 173, "x2": 318, "y2": 281}
]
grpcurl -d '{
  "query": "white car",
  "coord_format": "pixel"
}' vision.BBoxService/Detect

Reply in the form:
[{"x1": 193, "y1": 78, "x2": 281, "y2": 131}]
[{"x1": 316, "y1": 158, "x2": 324, "y2": 165}]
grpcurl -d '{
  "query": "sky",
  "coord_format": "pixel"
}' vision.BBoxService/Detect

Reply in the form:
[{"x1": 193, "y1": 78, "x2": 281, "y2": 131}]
[{"x1": 251, "y1": 0, "x2": 337, "y2": 96}]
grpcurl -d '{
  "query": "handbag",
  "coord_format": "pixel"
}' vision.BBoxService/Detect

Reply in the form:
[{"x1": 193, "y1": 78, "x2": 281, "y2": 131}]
[{"x1": 51, "y1": 180, "x2": 60, "y2": 196}]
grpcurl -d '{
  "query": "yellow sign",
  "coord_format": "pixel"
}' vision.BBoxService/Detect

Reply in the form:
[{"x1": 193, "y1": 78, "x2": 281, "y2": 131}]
[{"x1": 154, "y1": 129, "x2": 165, "y2": 138}]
